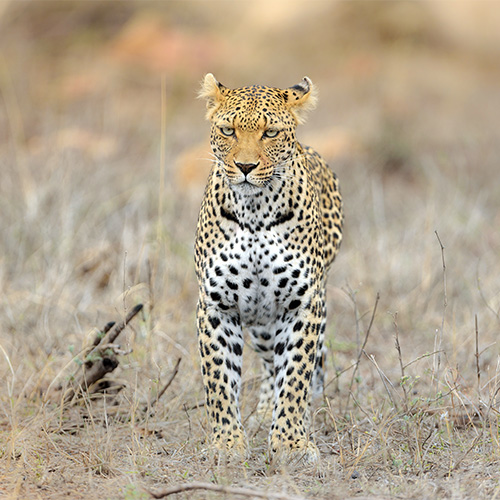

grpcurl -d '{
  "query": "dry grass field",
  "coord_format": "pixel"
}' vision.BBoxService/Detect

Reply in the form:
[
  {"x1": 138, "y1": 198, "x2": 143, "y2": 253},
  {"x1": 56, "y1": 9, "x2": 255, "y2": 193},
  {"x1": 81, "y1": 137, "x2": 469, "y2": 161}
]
[{"x1": 1, "y1": 2, "x2": 500, "y2": 499}]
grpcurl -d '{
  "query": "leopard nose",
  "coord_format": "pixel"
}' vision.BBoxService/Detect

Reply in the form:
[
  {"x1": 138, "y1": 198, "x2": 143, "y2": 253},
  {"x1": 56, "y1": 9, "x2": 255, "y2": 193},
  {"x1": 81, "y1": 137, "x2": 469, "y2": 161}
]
[{"x1": 234, "y1": 161, "x2": 259, "y2": 175}]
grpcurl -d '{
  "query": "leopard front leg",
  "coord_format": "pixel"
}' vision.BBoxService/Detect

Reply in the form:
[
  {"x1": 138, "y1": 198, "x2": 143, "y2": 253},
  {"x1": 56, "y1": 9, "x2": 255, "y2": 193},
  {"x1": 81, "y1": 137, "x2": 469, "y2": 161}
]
[
  {"x1": 197, "y1": 298, "x2": 248, "y2": 457},
  {"x1": 249, "y1": 326, "x2": 275, "y2": 422},
  {"x1": 269, "y1": 293, "x2": 325, "y2": 464},
  {"x1": 311, "y1": 288, "x2": 327, "y2": 397}
]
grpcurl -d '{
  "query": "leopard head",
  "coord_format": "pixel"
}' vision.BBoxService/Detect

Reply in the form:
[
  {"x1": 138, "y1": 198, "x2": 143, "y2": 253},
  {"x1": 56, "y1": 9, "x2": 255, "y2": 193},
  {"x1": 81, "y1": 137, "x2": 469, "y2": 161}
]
[{"x1": 199, "y1": 74, "x2": 317, "y2": 194}]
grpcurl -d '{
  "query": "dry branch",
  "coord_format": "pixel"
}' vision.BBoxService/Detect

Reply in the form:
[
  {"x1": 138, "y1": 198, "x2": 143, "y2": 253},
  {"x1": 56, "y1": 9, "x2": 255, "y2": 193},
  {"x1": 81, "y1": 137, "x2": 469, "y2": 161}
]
[
  {"x1": 62, "y1": 304, "x2": 143, "y2": 404},
  {"x1": 147, "y1": 482, "x2": 307, "y2": 500},
  {"x1": 343, "y1": 292, "x2": 380, "y2": 416},
  {"x1": 393, "y1": 312, "x2": 409, "y2": 413},
  {"x1": 475, "y1": 314, "x2": 480, "y2": 394},
  {"x1": 144, "y1": 357, "x2": 181, "y2": 413},
  {"x1": 90, "y1": 303, "x2": 144, "y2": 353},
  {"x1": 90, "y1": 320, "x2": 115, "y2": 347},
  {"x1": 434, "y1": 231, "x2": 447, "y2": 387},
  {"x1": 364, "y1": 351, "x2": 398, "y2": 409}
]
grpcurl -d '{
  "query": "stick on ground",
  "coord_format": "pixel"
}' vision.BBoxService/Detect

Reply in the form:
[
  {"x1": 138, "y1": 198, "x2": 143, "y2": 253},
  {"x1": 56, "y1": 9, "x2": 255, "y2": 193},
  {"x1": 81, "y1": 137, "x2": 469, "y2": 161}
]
[
  {"x1": 62, "y1": 304, "x2": 144, "y2": 404},
  {"x1": 147, "y1": 482, "x2": 307, "y2": 500}
]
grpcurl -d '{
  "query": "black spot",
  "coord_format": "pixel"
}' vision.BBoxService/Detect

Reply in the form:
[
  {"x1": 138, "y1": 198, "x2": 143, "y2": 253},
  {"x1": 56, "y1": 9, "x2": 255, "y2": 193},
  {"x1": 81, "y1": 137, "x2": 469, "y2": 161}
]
[
  {"x1": 275, "y1": 342, "x2": 285, "y2": 355},
  {"x1": 220, "y1": 207, "x2": 239, "y2": 225},
  {"x1": 273, "y1": 266, "x2": 287, "y2": 275},
  {"x1": 208, "y1": 316, "x2": 221, "y2": 329},
  {"x1": 209, "y1": 342, "x2": 220, "y2": 352},
  {"x1": 278, "y1": 277, "x2": 289, "y2": 288},
  {"x1": 289, "y1": 299, "x2": 301, "y2": 310},
  {"x1": 243, "y1": 278, "x2": 252, "y2": 288},
  {"x1": 304, "y1": 340, "x2": 315, "y2": 354},
  {"x1": 293, "y1": 320, "x2": 303, "y2": 332},
  {"x1": 210, "y1": 291, "x2": 221, "y2": 301},
  {"x1": 265, "y1": 211, "x2": 294, "y2": 231},
  {"x1": 217, "y1": 335, "x2": 227, "y2": 347},
  {"x1": 226, "y1": 280, "x2": 238, "y2": 290},
  {"x1": 292, "y1": 269, "x2": 300, "y2": 278},
  {"x1": 229, "y1": 266, "x2": 239, "y2": 275},
  {"x1": 260, "y1": 278, "x2": 269, "y2": 286}
]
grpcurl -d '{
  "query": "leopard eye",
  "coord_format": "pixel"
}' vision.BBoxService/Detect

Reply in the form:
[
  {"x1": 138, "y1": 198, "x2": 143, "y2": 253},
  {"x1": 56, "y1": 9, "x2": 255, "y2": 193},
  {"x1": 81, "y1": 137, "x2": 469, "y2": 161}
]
[
  {"x1": 220, "y1": 126, "x2": 235, "y2": 137},
  {"x1": 263, "y1": 129, "x2": 279, "y2": 138}
]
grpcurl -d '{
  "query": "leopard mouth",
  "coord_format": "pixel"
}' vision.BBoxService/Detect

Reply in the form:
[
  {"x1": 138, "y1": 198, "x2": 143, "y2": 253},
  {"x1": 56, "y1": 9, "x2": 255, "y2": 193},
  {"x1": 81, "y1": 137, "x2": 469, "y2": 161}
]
[
  {"x1": 231, "y1": 180, "x2": 262, "y2": 195},
  {"x1": 224, "y1": 169, "x2": 262, "y2": 191},
  {"x1": 216, "y1": 159, "x2": 266, "y2": 194}
]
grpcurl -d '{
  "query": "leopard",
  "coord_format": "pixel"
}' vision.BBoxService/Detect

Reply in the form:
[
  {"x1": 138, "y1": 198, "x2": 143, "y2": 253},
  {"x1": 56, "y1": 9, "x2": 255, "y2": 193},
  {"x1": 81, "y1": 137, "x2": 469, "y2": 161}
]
[{"x1": 195, "y1": 73, "x2": 343, "y2": 463}]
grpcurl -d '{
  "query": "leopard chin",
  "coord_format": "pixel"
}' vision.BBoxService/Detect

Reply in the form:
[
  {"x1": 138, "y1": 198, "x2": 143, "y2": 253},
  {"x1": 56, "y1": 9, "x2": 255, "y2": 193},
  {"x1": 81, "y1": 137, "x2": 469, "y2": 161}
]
[{"x1": 229, "y1": 180, "x2": 263, "y2": 196}]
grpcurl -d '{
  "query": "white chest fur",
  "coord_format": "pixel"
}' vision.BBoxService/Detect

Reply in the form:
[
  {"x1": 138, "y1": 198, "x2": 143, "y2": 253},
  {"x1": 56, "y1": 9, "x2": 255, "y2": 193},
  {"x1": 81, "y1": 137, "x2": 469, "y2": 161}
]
[{"x1": 206, "y1": 223, "x2": 304, "y2": 327}]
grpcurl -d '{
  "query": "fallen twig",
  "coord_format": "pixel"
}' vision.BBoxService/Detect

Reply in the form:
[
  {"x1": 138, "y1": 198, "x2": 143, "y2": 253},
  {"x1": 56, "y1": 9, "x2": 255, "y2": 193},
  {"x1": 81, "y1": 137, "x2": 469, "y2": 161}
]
[
  {"x1": 87, "y1": 303, "x2": 144, "y2": 358},
  {"x1": 447, "y1": 432, "x2": 483, "y2": 476},
  {"x1": 62, "y1": 304, "x2": 144, "y2": 404},
  {"x1": 147, "y1": 481, "x2": 307, "y2": 500},
  {"x1": 90, "y1": 321, "x2": 115, "y2": 347}
]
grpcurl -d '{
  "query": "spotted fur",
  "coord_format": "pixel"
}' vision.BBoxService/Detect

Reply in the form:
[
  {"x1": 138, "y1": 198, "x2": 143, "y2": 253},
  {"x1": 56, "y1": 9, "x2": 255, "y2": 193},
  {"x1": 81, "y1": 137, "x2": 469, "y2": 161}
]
[{"x1": 195, "y1": 74, "x2": 343, "y2": 462}]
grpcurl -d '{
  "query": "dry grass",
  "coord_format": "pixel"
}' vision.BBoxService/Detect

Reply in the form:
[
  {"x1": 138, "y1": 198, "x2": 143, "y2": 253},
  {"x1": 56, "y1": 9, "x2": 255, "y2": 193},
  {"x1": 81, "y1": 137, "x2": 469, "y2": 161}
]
[{"x1": 1, "y1": 2, "x2": 500, "y2": 499}]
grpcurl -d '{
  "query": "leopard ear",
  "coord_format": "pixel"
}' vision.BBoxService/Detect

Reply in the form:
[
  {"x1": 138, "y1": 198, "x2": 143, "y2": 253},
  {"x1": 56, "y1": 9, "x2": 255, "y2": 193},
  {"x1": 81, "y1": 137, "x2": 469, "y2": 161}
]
[
  {"x1": 198, "y1": 73, "x2": 228, "y2": 120},
  {"x1": 283, "y1": 77, "x2": 318, "y2": 124}
]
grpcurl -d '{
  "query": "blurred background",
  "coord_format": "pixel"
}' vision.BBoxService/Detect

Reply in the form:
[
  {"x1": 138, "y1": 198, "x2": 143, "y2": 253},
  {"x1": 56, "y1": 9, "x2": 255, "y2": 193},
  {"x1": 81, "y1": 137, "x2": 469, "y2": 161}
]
[{"x1": 1, "y1": 0, "x2": 500, "y2": 405}]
